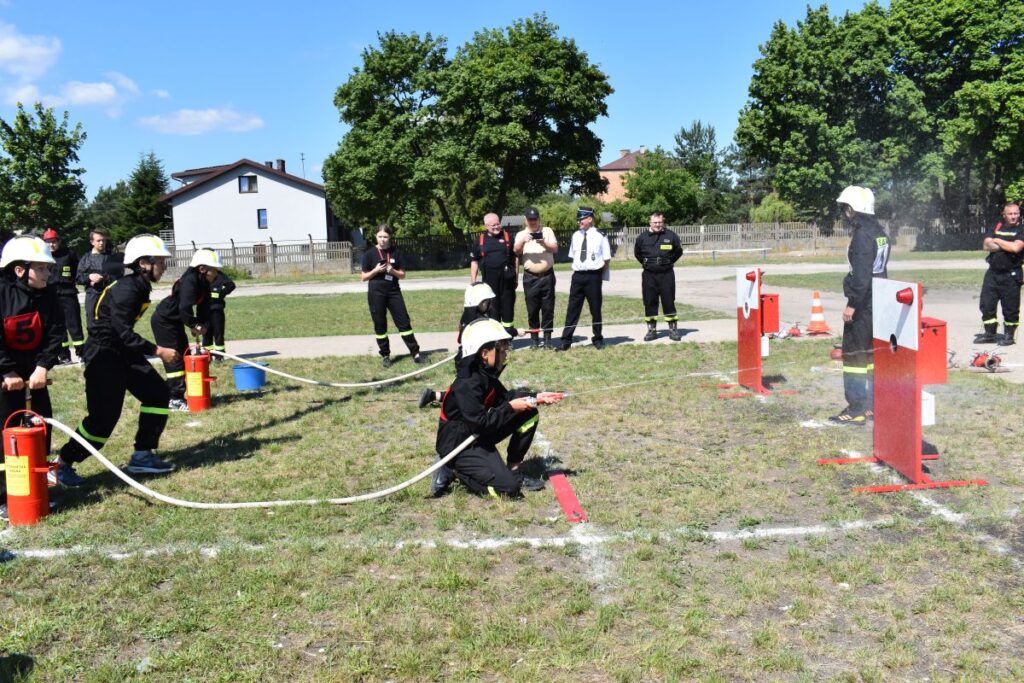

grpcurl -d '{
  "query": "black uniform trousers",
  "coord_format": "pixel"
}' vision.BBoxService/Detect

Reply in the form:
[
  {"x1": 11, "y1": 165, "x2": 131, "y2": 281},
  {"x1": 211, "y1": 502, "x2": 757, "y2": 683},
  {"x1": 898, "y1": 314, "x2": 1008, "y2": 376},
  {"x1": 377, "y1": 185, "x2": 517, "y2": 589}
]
[
  {"x1": 841, "y1": 304, "x2": 874, "y2": 413},
  {"x1": 56, "y1": 289, "x2": 84, "y2": 357},
  {"x1": 522, "y1": 270, "x2": 556, "y2": 334},
  {"x1": 561, "y1": 270, "x2": 603, "y2": 344},
  {"x1": 368, "y1": 287, "x2": 420, "y2": 358},
  {"x1": 641, "y1": 269, "x2": 677, "y2": 321},
  {"x1": 480, "y1": 267, "x2": 516, "y2": 329},
  {"x1": 59, "y1": 343, "x2": 170, "y2": 464},
  {"x1": 450, "y1": 408, "x2": 539, "y2": 497},
  {"x1": 980, "y1": 269, "x2": 1021, "y2": 331},
  {"x1": 202, "y1": 307, "x2": 226, "y2": 351},
  {"x1": 151, "y1": 314, "x2": 189, "y2": 399}
]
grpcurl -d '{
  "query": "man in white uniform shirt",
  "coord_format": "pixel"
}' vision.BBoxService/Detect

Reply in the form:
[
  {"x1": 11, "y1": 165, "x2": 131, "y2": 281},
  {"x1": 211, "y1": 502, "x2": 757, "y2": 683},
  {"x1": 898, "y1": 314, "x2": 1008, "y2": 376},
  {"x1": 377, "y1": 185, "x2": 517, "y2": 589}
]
[{"x1": 559, "y1": 207, "x2": 611, "y2": 351}]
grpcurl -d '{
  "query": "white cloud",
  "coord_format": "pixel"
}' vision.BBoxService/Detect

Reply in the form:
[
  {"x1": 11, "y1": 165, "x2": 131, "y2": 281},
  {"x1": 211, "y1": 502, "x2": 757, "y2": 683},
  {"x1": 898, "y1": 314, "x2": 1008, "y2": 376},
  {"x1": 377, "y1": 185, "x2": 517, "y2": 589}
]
[
  {"x1": 4, "y1": 82, "x2": 39, "y2": 105},
  {"x1": 0, "y1": 21, "x2": 61, "y2": 79},
  {"x1": 104, "y1": 71, "x2": 140, "y2": 97},
  {"x1": 138, "y1": 107, "x2": 264, "y2": 135},
  {"x1": 153, "y1": 88, "x2": 170, "y2": 99},
  {"x1": 60, "y1": 81, "x2": 118, "y2": 106}
]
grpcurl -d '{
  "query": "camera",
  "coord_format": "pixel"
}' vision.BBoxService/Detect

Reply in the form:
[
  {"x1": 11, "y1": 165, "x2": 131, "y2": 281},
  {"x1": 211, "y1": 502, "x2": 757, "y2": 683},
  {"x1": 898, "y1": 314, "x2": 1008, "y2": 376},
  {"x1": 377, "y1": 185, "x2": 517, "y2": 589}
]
[{"x1": 531, "y1": 232, "x2": 544, "y2": 241}]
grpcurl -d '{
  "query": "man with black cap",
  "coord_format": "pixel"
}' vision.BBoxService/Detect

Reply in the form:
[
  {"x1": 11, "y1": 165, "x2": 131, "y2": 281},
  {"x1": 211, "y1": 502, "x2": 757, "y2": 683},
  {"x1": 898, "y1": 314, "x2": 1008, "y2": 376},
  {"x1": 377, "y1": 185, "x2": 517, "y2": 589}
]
[
  {"x1": 559, "y1": 207, "x2": 611, "y2": 350},
  {"x1": 42, "y1": 228, "x2": 84, "y2": 363},
  {"x1": 470, "y1": 213, "x2": 518, "y2": 337},
  {"x1": 513, "y1": 206, "x2": 558, "y2": 349}
]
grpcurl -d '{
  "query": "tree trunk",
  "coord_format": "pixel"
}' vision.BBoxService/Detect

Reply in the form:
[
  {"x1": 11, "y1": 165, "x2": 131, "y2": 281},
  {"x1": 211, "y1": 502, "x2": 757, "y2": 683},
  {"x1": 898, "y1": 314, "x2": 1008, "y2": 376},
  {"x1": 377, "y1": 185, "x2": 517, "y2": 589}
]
[{"x1": 435, "y1": 197, "x2": 463, "y2": 239}]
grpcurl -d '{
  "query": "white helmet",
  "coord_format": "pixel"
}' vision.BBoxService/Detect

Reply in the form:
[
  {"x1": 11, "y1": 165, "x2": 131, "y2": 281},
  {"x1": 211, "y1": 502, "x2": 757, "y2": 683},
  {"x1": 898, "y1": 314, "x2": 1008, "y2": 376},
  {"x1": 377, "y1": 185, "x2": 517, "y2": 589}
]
[
  {"x1": 0, "y1": 236, "x2": 55, "y2": 268},
  {"x1": 461, "y1": 318, "x2": 512, "y2": 357},
  {"x1": 464, "y1": 282, "x2": 496, "y2": 308},
  {"x1": 836, "y1": 186, "x2": 875, "y2": 215},
  {"x1": 123, "y1": 234, "x2": 173, "y2": 266},
  {"x1": 190, "y1": 248, "x2": 223, "y2": 269}
]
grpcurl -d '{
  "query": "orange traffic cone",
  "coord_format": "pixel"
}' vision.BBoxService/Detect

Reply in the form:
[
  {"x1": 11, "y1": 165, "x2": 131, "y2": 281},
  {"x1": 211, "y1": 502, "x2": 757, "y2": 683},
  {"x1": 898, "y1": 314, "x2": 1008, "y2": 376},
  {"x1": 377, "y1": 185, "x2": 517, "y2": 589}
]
[{"x1": 807, "y1": 291, "x2": 832, "y2": 335}]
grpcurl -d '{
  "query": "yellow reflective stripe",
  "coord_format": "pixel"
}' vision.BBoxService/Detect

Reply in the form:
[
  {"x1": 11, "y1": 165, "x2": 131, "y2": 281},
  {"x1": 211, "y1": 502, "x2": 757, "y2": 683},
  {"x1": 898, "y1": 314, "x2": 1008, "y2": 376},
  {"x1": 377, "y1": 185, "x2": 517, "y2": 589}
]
[
  {"x1": 72, "y1": 340, "x2": 85, "y2": 346},
  {"x1": 210, "y1": 293, "x2": 221, "y2": 298},
  {"x1": 93, "y1": 281, "x2": 116, "y2": 321},
  {"x1": 210, "y1": 345, "x2": 226, "y2": 350},
  {"x1": 486, "y1": 486, "x2": 499, "y2": 499},
  {"x1": 375, "y1": 333, "x2": 388, "y2": 339},
  {"x1": 663, "y1": 315, "x2": 678, "y2": 321},
  {"x1": 644, "y1": 316, "x2": 658, "y2": 322},
  {"x1": 1007, "y1": 321, "x2": 1020, "y2": 327},
  {"x1": 166, "y1": 371, "x2": 185, "y2": 378},
  {"x1": 983, "y1": 318, "x2": 999, "y2": 324},
  {"x1": 140, "y1": 406, "x2": 170, "y2": 415},
  {"x1": 843, "y1": 366, "x2": 869, "y2": 374},
  {"x1": 77, "y1": 423, "x2": 108, "y2": 444},
  {"x1": 61, "y1": 341, "x2": 71, "y2": 348},
  {"x1": 500, "y1": 322, "x2": 514, "y2": 327},
  {"x1": 865, "y1": 364, "x2": 874, "y2": 371},
  {"x1": 517, "y1": 415, "x2": 539, "y2": 433},
  {"x1": 659, "y1": 244, "x2": 673, "y2": 250},
  {"x1": 399, "y1": 330, "x2": 415, "y2": 337}
]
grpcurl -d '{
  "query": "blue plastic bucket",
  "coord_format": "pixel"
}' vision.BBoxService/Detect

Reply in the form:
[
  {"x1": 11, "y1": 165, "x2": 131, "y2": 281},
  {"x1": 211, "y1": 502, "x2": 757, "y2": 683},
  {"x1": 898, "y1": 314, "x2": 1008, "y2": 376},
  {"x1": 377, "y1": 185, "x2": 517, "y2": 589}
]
[{"x1": 232, "y1": 363, "x2": 267, "y2": 391}]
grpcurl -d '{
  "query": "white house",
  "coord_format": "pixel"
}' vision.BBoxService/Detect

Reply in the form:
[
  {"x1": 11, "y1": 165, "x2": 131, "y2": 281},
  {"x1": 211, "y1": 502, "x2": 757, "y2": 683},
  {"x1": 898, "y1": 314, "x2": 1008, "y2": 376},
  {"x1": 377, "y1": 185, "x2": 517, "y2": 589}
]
[{"x1": 161, "y1": 159, "x2": 339, "y2": 245}]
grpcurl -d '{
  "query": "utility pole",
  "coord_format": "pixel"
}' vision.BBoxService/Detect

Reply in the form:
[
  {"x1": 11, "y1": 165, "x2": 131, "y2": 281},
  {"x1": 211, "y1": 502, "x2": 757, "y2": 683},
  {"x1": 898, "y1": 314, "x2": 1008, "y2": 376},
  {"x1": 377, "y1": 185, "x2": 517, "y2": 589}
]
[{"x1": 300, "y1": 152, "x2": 306, "y2": 179}]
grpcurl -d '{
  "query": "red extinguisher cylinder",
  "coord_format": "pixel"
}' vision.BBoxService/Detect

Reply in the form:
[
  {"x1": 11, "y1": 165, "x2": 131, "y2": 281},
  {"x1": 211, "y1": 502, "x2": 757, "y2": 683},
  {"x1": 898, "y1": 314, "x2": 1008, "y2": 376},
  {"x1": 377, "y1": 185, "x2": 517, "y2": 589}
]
[
  {"x1": 184, "y1": 347, "x2": 216, "y2": 412},
  {"x1": 3, "y1": 411, "x2": 50, "y2": 526}
]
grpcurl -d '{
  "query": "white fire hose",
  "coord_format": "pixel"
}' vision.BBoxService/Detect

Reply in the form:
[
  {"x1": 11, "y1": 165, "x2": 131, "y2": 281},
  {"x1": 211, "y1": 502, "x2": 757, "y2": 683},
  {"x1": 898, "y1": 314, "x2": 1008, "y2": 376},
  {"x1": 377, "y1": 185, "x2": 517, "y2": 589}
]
[
  {"x1": 209, "y1": 348, "x2": 456, "y2": 388},
  {"x1": 46, "y1": 417, "x2": 475, "y2": 509}
]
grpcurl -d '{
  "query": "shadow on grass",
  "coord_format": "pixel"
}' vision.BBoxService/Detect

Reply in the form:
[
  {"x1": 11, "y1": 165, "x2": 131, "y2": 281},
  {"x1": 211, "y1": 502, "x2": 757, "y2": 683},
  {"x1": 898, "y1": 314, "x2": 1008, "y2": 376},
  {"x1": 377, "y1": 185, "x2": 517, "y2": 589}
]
[
  {"x1": 211, "y1": 384, "x2": 302, "y2": 406},
  {"x1": 0, "y1": 653, "x2": 34, "y2": 681}
]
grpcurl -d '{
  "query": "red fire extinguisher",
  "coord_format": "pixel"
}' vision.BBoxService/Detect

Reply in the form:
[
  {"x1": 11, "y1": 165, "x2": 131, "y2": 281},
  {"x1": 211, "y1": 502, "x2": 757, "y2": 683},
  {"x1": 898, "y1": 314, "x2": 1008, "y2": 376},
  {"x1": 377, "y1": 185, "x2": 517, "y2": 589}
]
[
  {"x1": 183, "y1": 345, "x2": 215, "y2": 412},
  {"x1": 3, "y1": 409, "x2": 50, "y2": 526}
]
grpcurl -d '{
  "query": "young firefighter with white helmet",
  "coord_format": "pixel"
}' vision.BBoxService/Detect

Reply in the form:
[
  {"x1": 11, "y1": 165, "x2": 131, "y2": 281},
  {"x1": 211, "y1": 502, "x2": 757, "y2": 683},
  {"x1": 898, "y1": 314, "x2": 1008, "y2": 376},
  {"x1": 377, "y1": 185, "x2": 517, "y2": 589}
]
[
  {"x1": 0, "y1": 237, "x2": 64, "y2": 506},
  {"x1": 53, "y1": 235, "x2": 181, "y2": 486},
  {"x1": 832, "y1": 186, "x2": 890, "y2": 425},
  {"x1": 150, "y1": 247, "x2": 221, "y2": 411},
  {"x1": 430, "y1": 317, "x2": 563, "y2": 498}
]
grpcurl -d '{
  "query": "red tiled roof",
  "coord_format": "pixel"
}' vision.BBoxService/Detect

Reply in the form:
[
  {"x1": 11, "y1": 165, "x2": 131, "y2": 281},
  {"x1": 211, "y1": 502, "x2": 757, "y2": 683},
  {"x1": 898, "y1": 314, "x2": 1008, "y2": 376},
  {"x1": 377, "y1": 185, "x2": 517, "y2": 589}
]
[
  {"x1": 161, "y1": 159, "x2": 324, "y2": 203},
  {"x1": 600, "y1": 150, "x2": 645, "y2": 172}
]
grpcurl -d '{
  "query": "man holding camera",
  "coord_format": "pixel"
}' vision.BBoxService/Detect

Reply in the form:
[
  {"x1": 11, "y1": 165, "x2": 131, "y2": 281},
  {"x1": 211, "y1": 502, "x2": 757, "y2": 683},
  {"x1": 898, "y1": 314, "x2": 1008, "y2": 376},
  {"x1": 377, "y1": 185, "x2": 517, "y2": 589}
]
[
  {"x1": 514, "y1": 206, "x2": 558, "y2": 349},
  {"x1": 470, "y1": 213, "x2": 518, "y2": 337}
]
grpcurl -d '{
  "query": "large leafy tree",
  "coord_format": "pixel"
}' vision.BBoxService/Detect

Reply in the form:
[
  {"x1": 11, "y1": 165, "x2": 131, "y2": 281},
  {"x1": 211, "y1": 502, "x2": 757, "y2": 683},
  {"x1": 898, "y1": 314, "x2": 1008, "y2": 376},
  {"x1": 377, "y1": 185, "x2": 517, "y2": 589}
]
[
  {"x1": 0, "y1": 102, "x2": 86, "y2": 235},
  {"x1": 608, "y1": 148, "x2": 700, "y2": 226},
  {"x1": 323, "y1": 14, "x2": 612, "y2": 238},
  {"x1": 674, "y1": 120, "x2": 733, "y2": 221},
  {"x1": 121, "y1": 152, "x2": 170, "y2": 240}
]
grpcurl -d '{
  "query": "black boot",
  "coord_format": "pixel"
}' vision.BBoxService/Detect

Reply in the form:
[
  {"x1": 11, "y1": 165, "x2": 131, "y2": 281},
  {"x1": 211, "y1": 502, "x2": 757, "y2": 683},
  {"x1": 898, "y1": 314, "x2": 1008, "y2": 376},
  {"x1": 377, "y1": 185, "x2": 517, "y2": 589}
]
[
  {"x1": 530, "y1": 333, "x2": 540, "y2": 349},
  {"x1": 976, "y1": 323, "x2": 999, "y2": 344},
  {"x1": 668, "y1": 320, "x2": 682, "y2": 342},
  {"x1": 999, "y1": 326, "x2": 1017, "y2": 346},
  {"x1": 643, "y1": 321, "x2": 657, "y2": 342},
  {"x1": 542, "y1": 332, "x2": 553, "y2": 350}
]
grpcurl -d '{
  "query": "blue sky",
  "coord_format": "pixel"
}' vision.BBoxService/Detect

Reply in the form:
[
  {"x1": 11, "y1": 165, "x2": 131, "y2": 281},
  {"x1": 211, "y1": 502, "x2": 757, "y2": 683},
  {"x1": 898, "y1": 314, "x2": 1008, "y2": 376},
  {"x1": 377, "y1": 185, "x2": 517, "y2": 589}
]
[{"x1": 0, "y1": 1, "x2": 873, "y2": 198}]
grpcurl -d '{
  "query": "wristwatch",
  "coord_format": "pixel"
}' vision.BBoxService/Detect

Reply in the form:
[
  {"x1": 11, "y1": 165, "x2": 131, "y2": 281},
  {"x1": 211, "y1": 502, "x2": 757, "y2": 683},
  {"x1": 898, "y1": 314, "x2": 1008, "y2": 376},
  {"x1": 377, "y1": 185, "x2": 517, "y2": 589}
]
[{"x1": 525, "y1": 396, "x2": 537, "y2": 408}]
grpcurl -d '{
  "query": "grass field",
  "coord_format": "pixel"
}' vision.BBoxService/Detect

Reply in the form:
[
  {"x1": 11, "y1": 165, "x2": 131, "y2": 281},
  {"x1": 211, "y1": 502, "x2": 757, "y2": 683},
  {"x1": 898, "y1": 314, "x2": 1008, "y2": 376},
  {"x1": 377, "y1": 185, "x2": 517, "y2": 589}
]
[
  {"x1": 758, "y1": 269, "x2": 984, "y2": 294},
  {"x1": 131, "y1": 290, "x2": 725, "y2": 343},
  {"x1": 2, "y1": 338, "x2": 1023, "y2": 680}
]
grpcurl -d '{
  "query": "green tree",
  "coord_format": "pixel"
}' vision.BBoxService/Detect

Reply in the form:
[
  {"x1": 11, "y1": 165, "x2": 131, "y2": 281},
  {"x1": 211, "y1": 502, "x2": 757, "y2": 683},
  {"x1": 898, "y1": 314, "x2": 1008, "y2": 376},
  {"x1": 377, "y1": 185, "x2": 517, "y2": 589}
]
[
  {"x1": 120, "y1": 152, "x2": 170, "y2": 241},
  {"x1": 674, "y1": 120, "x2": 733, "y2": 221},
  {"x1": 83, "y1": 181, "x2": 131, "y2": 242},
  {"x1": 608, "y1": 148, "x2": 699, "y2": 226},
  {"x1": 749, "y1": 192, "x2": 796, "y2": 222},
  {"x1": 323, "y1": 14, "x2": 613, "y2": 238},
  {"x1": 0, "y1": 102, "x2": 86, "y2": 235}
]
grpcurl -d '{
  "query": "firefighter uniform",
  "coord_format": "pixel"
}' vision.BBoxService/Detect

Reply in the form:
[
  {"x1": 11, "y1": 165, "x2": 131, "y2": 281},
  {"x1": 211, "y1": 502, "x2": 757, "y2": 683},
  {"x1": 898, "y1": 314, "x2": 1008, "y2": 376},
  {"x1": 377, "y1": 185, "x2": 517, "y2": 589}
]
[
  {"x1": 48, "y1": 244, "x2": 84, "y2": 360},
  {"x1": 58, "y1": 271, "x2": 170, "y2": 466},
  {"x1": 434, "y1": 355, "x2": 539, "y2": 497},
  {"x1": 200, "y1": 270, "x2": 236, "y2": 354},
  {"x1": 150, "y1": 268, "x2": 210, "y2": 400},
  {"x1": 361, "y1": 246, "x2": 421, "y2": 360},
  {"x1": 0, "y1": 273, "x2": 65, "y2": 455},
  {"x1": 77, "y1": 251, "x2": 118, "y2": 328},
  {"x1": 841, "y1": 213, "x2": 890, "y2": 416},
  {"x1": 979, "y1": 220, "x2": 1024, "y2": 343},
  {"x1": 470, "y1": 230, "x2": 517, "y2": 334},
  {"x1": 634, "y1": 227, "x2": 683, "y2": 338}
]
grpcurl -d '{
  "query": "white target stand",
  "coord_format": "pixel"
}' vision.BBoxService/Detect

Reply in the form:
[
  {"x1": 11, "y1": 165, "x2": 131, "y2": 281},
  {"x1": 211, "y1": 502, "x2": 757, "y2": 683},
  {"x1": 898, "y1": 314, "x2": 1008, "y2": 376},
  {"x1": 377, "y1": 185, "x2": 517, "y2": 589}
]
[
  {"x1": 819, "y1": 279, "x2": 988, "y2": 493},
  {"x1": 717, "y1": 268, "x2": 794, "y2": 398}
]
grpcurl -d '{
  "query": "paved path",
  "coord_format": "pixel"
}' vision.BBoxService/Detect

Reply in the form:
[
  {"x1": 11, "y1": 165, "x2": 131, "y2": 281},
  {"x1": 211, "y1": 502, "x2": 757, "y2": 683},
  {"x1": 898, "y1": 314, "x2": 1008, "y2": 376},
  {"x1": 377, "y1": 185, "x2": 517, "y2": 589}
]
[{"x1": 207, "y1": 257, "x2": 1021, "y2": 384}]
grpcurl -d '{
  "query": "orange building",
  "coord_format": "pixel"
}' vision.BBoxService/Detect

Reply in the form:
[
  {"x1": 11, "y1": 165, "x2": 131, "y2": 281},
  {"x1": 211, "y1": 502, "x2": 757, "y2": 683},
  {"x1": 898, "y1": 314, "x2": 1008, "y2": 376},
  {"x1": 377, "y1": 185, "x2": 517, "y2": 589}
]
[{"x1": 596, "y1": 147, "x2": 646, "y2": 202}]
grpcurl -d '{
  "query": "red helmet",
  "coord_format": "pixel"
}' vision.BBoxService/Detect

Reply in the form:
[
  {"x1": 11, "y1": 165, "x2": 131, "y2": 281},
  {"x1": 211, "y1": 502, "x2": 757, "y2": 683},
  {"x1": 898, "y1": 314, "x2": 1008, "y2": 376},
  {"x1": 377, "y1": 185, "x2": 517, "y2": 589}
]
[{"x1": 42, "y1": 228, "x2": 59, "y2": 241}]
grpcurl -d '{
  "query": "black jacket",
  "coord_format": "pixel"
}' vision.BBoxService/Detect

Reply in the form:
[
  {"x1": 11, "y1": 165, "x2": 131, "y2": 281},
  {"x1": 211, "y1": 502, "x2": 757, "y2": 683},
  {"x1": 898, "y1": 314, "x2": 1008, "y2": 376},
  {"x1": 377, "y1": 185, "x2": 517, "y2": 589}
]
[
  {"x1": 152, "y1": 267, "x2": 210, "y2": 329},
  {"x1": 0, "y1": 277, "x2": 65, "y2": 376},
  {"x1": 634, "y1": 229, "x2": 683, "y2": 272},
  {"x1": 985, "y1": 221, "x2": 1024, "y2": 272},
  {"x1": 88, "y1": 272, "x2": 157, "y2": 356},
  {"x1": 843, "y1": 215, "x2": 890, "y2": 310},
  {"x1": 77, "y1": 252, "x2": 117, "y2": 292},
  {"x1": 49, "y1": 246, "x2": 79, "y2": 292},
  {"x1": 206, "y1": 271, "x2": 236, "y2": 310},
  {"x1": 435, "y1": 356, "x2": 517, "y2": 455}
]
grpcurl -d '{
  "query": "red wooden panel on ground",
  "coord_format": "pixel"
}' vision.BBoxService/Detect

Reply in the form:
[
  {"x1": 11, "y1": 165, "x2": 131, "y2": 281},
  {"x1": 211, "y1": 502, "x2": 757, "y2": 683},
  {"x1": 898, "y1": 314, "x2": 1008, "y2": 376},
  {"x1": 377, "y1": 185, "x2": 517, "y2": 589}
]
[
  {"x1": 548, "y1": 471, "x2": 587, "y2": 524},
  {"x1": 872, "y1": 339, "x2": 923, "y2": 483}
]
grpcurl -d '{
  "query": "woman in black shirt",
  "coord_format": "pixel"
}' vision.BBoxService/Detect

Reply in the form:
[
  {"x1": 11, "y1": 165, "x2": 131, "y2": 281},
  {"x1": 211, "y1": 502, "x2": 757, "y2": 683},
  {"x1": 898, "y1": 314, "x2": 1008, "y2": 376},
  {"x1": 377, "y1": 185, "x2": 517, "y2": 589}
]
[{"x1": 360, "y1": 224, "x2": 424, "y2": 368}]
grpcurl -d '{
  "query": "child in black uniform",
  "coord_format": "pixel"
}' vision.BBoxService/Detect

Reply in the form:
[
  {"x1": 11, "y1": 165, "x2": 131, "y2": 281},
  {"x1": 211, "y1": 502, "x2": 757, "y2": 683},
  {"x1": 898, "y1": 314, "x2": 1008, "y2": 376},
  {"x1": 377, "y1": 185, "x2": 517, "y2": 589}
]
[
  {"x1": 54, "y1": 235, "x2": 181, "y2": 486},
  {"x1": 431, "y1": 318, "x2": 563, "y2": 497},
  {"x1": 360, "y1": 224, "x2": 424, "y2": 368},
  {"x1": 200, "y1": 269, "x2": 236, "y2": 359},
  {"x1": 0, "y1": 237, "x2": 64, "y2": 453}
]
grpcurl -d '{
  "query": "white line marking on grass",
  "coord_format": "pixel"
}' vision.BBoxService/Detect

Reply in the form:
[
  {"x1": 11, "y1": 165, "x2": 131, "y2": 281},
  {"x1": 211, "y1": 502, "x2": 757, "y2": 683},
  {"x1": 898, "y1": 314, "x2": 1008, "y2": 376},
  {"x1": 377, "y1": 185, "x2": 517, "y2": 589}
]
[
  {"x1": 800, "y1": 419, "x2": 836, "y2": 429},
  {"x1": 705, "y1": 518, "x2": 887, "y2": 541}
]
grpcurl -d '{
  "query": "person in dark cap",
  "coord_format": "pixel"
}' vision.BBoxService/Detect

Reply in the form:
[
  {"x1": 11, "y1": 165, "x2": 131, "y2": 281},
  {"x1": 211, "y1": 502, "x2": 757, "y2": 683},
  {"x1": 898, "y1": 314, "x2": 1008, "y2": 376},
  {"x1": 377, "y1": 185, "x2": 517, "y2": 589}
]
[
  {"x1": 559, "y1": 207, "x2": 611, "y2": 350},
  {"x1": 513, "y1": 206, "x2": 558, "y2": 349}
]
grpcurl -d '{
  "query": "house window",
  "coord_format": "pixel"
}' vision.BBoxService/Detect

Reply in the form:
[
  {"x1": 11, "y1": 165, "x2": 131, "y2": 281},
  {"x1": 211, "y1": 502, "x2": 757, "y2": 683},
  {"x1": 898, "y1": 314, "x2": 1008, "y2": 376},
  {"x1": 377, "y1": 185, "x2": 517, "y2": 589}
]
[
  {"x1": 257, "y1": 209, "x2": 268, "y2": 229},
  {"x1": 239, "y1": 175, "x2": 258, "y2": 193}
]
